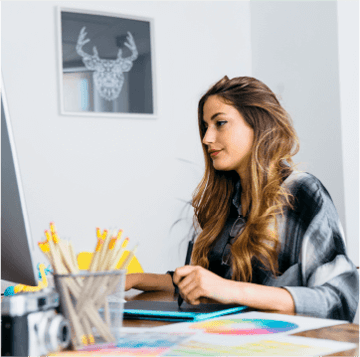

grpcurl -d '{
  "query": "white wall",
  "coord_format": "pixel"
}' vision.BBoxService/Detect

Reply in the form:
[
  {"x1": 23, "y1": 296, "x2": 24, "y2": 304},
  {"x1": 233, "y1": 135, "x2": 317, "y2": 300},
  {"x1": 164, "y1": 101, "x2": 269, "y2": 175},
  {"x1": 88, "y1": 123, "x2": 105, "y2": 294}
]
[
  {"x1": 1, "y1": 1, "x2": 252, "y2": 273},
  {"x1": 337, "y1": 0, "x2": 359, "y2": 267},
  {"x1": 337, "y1": 0, "x2": 359, "y2": 324},
  {"x1": 250, "y1": 1, "x2": 358, "y2": 269},
  {"x1": 2, "y1": 1, "x2": 357, "y2": 279}
]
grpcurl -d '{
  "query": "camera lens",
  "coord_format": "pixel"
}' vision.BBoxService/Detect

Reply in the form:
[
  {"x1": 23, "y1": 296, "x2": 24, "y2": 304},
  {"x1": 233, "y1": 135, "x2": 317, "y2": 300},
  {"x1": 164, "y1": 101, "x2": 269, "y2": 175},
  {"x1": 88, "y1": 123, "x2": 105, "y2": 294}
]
[
  {"x1": 60, "y1": 323, "x2": 70, "y2": 344},
  {"x1": 48, "y1": 314, "x2": 71, "y2": 350},
  {"x1": 38, "y1": 297, "x2": 47, "y2": 308},
  {"x1": 56, "y1": 318, "x2": 71, "y2": 349}
]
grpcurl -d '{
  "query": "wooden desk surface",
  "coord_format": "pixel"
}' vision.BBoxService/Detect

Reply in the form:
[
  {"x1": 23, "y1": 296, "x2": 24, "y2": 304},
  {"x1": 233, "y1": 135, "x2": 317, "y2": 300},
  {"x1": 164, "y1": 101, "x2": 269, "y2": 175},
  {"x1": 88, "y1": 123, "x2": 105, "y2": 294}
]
[
  {"x1": 3, "y1": 288, "x2": 357, "y2": 356},
  {"x1": 125, "y1": 289, "x2": 359, "y2": 357}
]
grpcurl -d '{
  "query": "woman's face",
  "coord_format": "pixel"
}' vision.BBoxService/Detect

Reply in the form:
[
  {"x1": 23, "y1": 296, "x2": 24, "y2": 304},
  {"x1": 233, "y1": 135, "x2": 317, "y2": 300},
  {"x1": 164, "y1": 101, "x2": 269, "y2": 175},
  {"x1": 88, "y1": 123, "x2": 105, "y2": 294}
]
[{"x1": 202, "y1": 95, "x2": 254, "y2": 176}]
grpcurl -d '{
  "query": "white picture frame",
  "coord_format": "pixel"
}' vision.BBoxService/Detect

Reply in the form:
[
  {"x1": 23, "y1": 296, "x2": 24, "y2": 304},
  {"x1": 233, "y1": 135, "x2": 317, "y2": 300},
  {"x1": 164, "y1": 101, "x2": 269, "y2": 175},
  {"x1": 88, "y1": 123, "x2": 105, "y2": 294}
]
[{"x1": 57, "y1": 7, "x2": 157, "y2": 118}]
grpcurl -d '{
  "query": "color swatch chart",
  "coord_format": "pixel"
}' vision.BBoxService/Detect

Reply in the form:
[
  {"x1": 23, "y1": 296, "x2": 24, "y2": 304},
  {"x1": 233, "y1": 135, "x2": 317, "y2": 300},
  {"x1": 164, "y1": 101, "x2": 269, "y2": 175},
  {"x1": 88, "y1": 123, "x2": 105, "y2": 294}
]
[
  {"x1": 163, "y1": 337, "x2": 335, "y2": 356},
  {"x1": 189, "y1": 318, "x2": 299, "y2": 335},
  {"x1": 114, "y1": 331, "x2": 192, "y2": 353},
  {"x1": 74, "y1": 332, "x2": 195, "y2": 356}
]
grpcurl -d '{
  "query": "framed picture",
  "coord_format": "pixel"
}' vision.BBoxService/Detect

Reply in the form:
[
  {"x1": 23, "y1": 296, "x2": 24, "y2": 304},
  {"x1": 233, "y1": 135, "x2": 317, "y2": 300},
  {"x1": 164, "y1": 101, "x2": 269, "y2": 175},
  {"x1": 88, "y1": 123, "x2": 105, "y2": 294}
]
[{"x1": 57, "y1": 7, "x2": 156, "y2": 118}]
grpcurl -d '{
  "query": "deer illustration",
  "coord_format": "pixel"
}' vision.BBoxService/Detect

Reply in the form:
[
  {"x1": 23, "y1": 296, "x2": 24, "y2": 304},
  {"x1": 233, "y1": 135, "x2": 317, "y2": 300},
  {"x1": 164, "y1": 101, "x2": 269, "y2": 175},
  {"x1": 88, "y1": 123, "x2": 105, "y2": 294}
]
[{"x1": 76, "y1": 26, "x2": 138, "y2": 101}]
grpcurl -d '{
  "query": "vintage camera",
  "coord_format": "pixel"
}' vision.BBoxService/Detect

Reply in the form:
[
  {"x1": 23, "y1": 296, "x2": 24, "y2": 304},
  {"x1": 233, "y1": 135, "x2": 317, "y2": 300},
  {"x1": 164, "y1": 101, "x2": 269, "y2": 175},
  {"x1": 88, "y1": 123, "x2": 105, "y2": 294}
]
[{"x1": 1, "y1": 288, "x2": 71, "y2": 356}]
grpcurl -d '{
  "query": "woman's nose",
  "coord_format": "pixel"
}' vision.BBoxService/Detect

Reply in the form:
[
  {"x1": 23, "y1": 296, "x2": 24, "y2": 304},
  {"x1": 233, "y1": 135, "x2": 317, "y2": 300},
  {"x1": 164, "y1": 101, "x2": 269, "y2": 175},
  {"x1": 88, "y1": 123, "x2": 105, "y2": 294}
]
[{"x1": 202, "y1": 128, "x2": 215, "y2": 145}]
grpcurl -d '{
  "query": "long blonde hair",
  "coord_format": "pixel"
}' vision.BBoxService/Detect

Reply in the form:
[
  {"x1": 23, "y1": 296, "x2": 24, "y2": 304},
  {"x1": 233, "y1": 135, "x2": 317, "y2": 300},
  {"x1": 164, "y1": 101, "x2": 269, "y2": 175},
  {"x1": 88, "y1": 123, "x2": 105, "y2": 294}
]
[{"x1": 191, "y1": 76, "x2": 299, "y2": 282}]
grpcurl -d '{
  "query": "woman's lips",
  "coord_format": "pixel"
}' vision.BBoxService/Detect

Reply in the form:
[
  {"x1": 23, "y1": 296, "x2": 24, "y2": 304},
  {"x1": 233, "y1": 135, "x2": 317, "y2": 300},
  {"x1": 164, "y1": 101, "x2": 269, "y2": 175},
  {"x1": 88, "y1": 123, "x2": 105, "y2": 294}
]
[{"x1": 210, "y1": 150, "x2": 221, "y2": 157}]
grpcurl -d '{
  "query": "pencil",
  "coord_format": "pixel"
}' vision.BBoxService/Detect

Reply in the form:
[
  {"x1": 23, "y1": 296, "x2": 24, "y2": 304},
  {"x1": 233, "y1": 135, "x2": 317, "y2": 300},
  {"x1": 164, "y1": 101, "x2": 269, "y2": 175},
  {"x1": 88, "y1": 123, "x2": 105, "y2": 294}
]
[
  {"x1": 111, "y1": 237, "x2": 129, "y2": 270},
  {"x1": 81, "y1": 317, "x2": 94, "y2": 346},
  {"x1": 67, "y1": 274, "x2": 113, "y2": 344},
  {"x1": 75, "y1": 237, "x2": 104, "y2": 308},
  {"x1": 97, "y1": 230, "x2": 119, "y2": 272},
  {"x1": 102, "y1": 232, "x2": 122, "y2": 271},
  {"x1": 47, "y1": 239, "x2": 65, "y2": 275},
  {"x1": 86, "y1": 230, "x2": 120, "y2": 300},
  {"x1": 107, "y1": 229, "x2": 124, "y2": 269},
  {"x1": 90, "y1": 232, "x2": 125, "y2": 304},
  {"x1": 76, "y1": 234, "x2": 111, "y2": 334},
  {"x1": 57, "y1": 240, "x2": 83, "y2": 286},
  {"x1": 46, "y1": 223, "x2": 86, "y2": 347},
  {"x1": 43, "y1": 223, "x2": 136, "y2": 346},
  {"x1": 48, "y1": 226, "x2": 81, "y2": 284},
  {"x1": 43, "y1": 225, "x2": 83, "y2": 297},
  {"x1": 81, "y1": 304, "x2": 114, "y2": 342},
  {"x1": 97, "y1": 229, "x2": 109, "y2": 271},
  {"x1": 60, "y1": 250, "x2": 112, "y2": 344},
  {"x1": 95, "y1": 244, "x2": 138, "y2": 308},
  {"x1": 118, "y1": 244, "x2": 138, "y2": 270},
  {"x1": 88, "y1": 234, "x2": 119, "y2": 304},
  {"x1": 38, "y1": 241, "x2": 54, "y2": 266},
  {"x1": 60, "y1": 277, "x2": 87, "y2": 347},
  {"x1": 43, "y1": 223, "x2": 117, "y2": 347},
  {"x1": 49, "y1": 221, "x2": 57, "y2": 236},
  {"x1": 68, "y1": 241, "x2": 79, "y2": 271},
  {"x1": 88, "y1": 237, "x2": 104, "y2": 272}
]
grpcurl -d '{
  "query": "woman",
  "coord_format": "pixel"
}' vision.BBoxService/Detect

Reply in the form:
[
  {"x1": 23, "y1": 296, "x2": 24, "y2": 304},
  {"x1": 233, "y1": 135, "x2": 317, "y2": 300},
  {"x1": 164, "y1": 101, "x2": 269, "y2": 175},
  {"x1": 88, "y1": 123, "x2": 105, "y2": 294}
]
[{"x1": 125, "y1": 76, "x2": 359, "y2": 322}]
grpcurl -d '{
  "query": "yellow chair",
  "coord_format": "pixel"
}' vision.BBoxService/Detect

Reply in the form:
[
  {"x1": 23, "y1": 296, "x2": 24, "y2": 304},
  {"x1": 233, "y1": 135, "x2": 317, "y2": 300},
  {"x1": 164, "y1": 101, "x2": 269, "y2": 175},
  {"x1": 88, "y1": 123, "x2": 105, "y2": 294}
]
[{"x1": 77, "y1": 251, "x2": 143, "y2": 273}]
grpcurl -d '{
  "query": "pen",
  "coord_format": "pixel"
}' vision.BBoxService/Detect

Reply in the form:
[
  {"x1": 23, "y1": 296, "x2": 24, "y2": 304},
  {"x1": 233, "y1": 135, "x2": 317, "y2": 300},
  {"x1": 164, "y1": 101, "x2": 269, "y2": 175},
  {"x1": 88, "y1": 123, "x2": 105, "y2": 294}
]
[{"x1": 178, "y1": 239, "x2": 194, "y2": 308}]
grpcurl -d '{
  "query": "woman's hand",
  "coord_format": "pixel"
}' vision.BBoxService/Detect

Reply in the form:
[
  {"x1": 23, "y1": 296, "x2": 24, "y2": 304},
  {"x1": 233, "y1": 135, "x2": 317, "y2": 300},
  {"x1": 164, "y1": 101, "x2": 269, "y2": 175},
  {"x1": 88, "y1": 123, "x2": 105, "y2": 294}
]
[{"x1": 173, "y1": 265, "x2": 237, "y2": 305}]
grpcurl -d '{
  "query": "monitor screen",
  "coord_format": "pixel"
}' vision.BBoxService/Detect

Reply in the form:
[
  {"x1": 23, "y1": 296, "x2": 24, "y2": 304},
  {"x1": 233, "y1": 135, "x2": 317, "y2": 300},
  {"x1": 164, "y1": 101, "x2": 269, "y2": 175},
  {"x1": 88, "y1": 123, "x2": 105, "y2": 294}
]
[{"x1": 1, "y1": 82, "x2": 38, "y2": 286}]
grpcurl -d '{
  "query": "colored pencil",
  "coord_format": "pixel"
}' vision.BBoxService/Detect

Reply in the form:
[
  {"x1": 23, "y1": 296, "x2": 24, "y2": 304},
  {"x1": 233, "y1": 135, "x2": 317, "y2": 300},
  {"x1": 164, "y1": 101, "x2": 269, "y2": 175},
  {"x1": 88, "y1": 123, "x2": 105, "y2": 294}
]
[
  {"x1": 40, "y1": 222, "x2": 136, "y2": 348},
  {"x1": 94, "y1": 244, "x2": 137, "y2": 308}
]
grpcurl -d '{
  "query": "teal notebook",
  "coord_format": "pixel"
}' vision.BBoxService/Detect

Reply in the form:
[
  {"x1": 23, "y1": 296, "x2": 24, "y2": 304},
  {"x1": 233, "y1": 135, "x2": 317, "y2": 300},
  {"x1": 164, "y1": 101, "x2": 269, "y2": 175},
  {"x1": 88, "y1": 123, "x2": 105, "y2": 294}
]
[{"x1": 123, "y1": 300, "x2": 247, "y2": 322}]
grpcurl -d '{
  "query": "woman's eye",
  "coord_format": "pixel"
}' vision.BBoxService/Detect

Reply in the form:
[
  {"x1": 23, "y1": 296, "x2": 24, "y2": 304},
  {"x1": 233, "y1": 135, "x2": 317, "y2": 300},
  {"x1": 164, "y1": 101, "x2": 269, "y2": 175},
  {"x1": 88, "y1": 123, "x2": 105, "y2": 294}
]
[{"x1": 216, "y1": 121, "x2": 227, "y2": 127}]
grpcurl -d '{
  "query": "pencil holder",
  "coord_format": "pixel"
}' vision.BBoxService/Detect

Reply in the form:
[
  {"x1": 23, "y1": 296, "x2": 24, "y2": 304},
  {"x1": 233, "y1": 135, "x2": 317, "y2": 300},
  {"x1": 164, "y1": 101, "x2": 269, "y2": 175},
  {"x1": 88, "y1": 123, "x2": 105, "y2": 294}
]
[{"x1": 54, "y1": 270, "x2": 126, "y2": 350}]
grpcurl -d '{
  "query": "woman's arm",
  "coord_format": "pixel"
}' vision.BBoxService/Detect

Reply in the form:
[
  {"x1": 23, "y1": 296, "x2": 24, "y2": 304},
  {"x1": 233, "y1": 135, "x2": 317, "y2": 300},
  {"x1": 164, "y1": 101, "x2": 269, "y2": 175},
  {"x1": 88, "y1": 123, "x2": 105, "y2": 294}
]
[
  {"x1": 234, "y1": 281, "x2": 295, "y2": 313},
  {"x1": 173, "y1": 265, "x2": 295, "y2": 314},
  {"x1": 125, "y1": 273, "x2": 175, "y2": 292}
]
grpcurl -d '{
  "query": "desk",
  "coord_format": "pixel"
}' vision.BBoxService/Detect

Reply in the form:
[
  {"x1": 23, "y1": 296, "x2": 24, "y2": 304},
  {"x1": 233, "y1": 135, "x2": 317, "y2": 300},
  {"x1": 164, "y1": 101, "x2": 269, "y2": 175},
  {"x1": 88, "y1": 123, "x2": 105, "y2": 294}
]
[
  {"x1": 124, "y1": 289, "x2": 359, "y2": 357},
  {"x1": 2, "y1": 290, "x2": 358, "y2": 356}
]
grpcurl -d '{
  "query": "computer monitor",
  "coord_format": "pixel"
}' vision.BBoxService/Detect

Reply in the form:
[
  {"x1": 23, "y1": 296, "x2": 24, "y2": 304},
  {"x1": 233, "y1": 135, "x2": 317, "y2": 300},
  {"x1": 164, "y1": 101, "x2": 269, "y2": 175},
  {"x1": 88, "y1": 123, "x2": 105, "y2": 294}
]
[{"x1": 1, "y1": 79, "x2": 38, "y2": 286}]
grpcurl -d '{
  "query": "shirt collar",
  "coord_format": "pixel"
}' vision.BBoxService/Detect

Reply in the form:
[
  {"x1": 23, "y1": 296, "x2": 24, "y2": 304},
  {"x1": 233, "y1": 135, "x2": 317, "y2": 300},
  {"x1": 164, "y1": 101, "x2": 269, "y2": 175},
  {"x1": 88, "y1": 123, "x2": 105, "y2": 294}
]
[
  {"x1": 232, "y1": 180, "x2": 242, "y2": 216},
  {"x1": 232, "y1": 169, "x2": 293, "y2": 218}
]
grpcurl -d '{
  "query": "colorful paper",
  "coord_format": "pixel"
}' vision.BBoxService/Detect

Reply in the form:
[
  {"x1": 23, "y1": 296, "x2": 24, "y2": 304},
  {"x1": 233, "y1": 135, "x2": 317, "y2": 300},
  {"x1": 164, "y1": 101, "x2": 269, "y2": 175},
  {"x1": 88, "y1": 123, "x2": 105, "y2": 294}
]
[
  {"x1": 76, "y1": 332, "x2": 195, "y2": 356},
  {"x1": 163, "y1": 335, "x2": 356, "y2": 356},
  {"x1": 155, "y1": 310, "x2": 348, "y2": 336},
  {"x1": 189, "y1": 318, "x2": 298, "y2": 335}
]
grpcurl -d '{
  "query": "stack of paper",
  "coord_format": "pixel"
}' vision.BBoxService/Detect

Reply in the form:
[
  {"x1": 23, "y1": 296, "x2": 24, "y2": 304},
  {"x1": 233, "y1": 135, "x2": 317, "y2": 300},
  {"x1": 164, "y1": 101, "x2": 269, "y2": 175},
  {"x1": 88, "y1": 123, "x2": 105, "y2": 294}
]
[{"x1": 50, "y1": 312, "x2": 356, "y2": 356}]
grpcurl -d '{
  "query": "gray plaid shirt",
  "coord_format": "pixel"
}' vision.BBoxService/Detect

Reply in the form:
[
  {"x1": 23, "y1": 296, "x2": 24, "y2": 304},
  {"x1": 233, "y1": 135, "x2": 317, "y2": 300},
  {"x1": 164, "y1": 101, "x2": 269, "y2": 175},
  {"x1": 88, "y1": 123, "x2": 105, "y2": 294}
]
[{"x1": 208, "y1": 171, "x2": 359, "y2": 322}]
